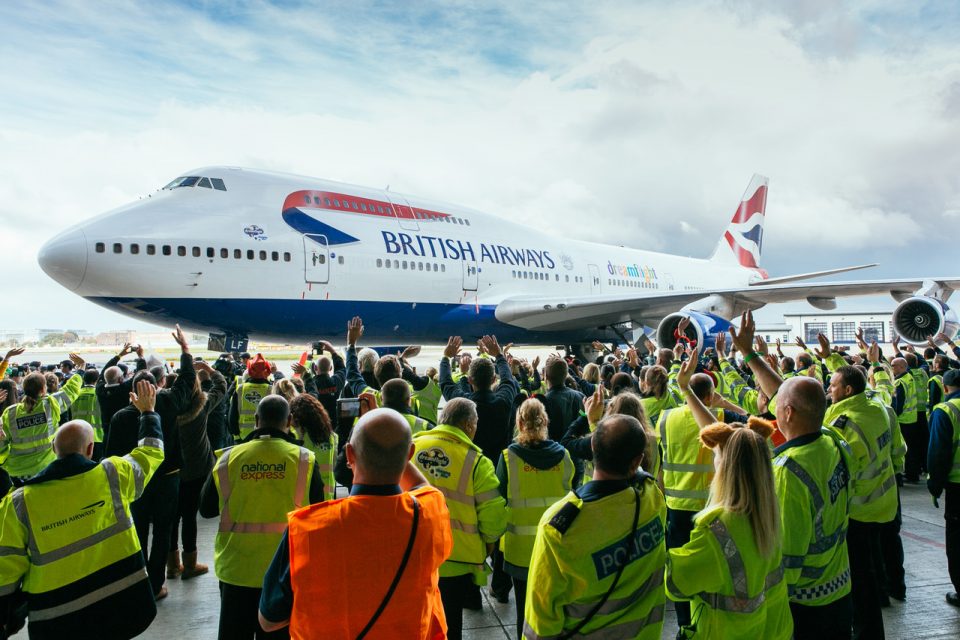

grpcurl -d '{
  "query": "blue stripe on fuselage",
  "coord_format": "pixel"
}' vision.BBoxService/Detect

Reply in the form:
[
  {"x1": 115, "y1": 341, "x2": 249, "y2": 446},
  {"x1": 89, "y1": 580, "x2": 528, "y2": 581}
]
[
  {"x1": 86, "y1": 296, "x2": 611, "y2": 344},
  {"x1": 281, "y1": 208, "x2": 360, "y2": 245}
]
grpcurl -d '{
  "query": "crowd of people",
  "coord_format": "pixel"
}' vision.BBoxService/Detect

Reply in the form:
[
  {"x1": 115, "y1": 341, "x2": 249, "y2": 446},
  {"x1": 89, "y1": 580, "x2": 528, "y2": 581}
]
[{"x1": 0, "y1": 311, "x2": 957, "y2": 639}]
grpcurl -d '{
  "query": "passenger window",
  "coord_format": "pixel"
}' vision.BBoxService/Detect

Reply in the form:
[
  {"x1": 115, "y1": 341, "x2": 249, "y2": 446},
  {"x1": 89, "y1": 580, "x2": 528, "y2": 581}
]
[
  {"x1": 433, "y1": 264, "x2": 439, "y2": 272},
  {"x1": 192, "y1": 247, "x2": 201, "y2": 257},
  {"x1": 318, "y1": 254, "x2": 326, "y2": 264},
  {"x1": 283, "y1": 252, "x2": 291, "y2": 262},
  {"x1": 333, "y1": 199, "x2": 340, "y2": 207},
  {"x1": 178, "y1": 246, "x2": 186, "y2": 256},
  {"x1": 352, "y1": 202, "x2": 359, "y2": 210},
  {"x1": 393, "y1": 260, "x2": 399, "y2": 268},
  {"x1": 259, "y1": 250, "x2": 266, "y2": 261},
  {"x1": 207, "y1": 247, "x2": 214, "y2": 258},
  {"x1": 324, "y1": 198, "x2": 331, "y2": 206},
  {"x1": 384, "y1": 260, "x2": 391, "y2": 269},
  {"x1": 211, "y1": 178, "x2": 226, "y2": 191},
  {"x1": 377, "y1": 259, "x2": 383, "y2": 267},
  {"x1": 95, "y1": 242, "x2": 105, "y2": 253},
  {"x1": 418, "y1": 262, "x2": 423, "y2": 271},
  {"x1": 147, "y1": 244, "x2": 156, "y2": 255},
  {"x1": 234, "y1": 249, "x2": 241, "y2": 259},
  {"x1": 197, "y1": 178, "x2": 212, "y2": 189},
  {"x1": 402, "y1": 260, "x2": 408, "y2": 269},
  {"x1": 441, "y1": 264, "x2": 446, "y2": 272},
  {"x1": 247, "y1": 250, "x2": 254, "y2": 260},
  {"x1": 113, "y1": 243, "x2": 122, "y2": 254},
  {"x1": 338, "y1": 256, "x2": 344, "y2": 264},
  {"x1": 130, "y1": 244, "x2": 139, "y2": 254},
  {"x1": 361, "y1": 203, "x2": 367, "y2": 212},
  {"x1": 314, "y1": 196, "x2": 321, "y2": 205},
  {"x1": 163, "y1": 245, "x2": 172, "y2": 256},
  {"x1": 220, "y1": 248, "x2": 228, "y2": 259},
  {"x1": 465, "y1": 219, "x2": 470, "y2": 226}
]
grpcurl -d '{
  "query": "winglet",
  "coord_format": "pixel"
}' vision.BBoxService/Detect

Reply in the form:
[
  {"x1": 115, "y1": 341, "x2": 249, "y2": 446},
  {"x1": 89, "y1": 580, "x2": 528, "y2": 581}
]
[{"x1": 710, "y1": 174, "x2": 769, "y2": 277}]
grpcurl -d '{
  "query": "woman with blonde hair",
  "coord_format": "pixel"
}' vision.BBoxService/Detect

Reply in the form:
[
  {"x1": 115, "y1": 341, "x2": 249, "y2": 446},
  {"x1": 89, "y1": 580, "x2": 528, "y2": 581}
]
[
  {"x1": 606, "y1": 392, "x2": 661, "y2": 479},
  {"x1": 666, "y1": 356, "x2": 792, "y2": 639},
  {"x1": 496, "y1": 398, "x2": 574, "y2": 638},
  {"x1": 271, "y1": 377, "x2": 299, "y2": 403},
  {"x1": 640, "y1": 365, "x2": 678, "y2": 427}
]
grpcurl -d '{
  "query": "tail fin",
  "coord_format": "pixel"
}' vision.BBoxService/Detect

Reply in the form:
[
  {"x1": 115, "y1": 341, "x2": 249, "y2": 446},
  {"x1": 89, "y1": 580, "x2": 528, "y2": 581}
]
[{"x1": 710, "y1": 174, "x2": 768, "y2": 275}]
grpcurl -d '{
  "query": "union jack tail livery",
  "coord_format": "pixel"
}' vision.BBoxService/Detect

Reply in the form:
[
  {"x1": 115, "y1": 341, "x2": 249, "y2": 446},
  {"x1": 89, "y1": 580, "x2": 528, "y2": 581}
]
[{"x1": 711, "y1": 174, "x2": 768, "y2": 277}]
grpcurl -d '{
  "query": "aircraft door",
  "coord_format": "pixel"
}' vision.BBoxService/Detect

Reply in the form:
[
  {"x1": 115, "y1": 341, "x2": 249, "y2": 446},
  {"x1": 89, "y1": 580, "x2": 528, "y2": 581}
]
[
  {"x1": 384, "y1": 192, "x2": 420, "y2": 232},
  {"x1": 462, "y1": 260, "x2": 478, "y2": 291},
  {"x1": 303, "y1": 234, "x2": 329, "y2": 284},
  {"x1": 588, "y1": 264, "x2": 601, "y2": 293}
]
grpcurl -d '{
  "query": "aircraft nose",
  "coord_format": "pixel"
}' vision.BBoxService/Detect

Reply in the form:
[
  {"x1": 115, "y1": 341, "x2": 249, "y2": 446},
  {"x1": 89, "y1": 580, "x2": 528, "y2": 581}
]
[{"x1": 38, "y1": 228, "x2": 88, "y2": 291}]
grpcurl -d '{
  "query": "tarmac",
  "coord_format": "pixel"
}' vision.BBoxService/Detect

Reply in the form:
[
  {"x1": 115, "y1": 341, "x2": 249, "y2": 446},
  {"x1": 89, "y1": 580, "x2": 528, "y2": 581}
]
[{"x1": 12, "y1": 479, "x2": 960, "y2": 638}]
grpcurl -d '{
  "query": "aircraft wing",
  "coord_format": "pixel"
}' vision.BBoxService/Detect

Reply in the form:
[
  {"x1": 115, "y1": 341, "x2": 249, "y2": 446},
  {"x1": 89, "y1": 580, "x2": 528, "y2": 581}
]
[{"x1": 494, "y1": 277, "x2": 960, "y2": 331}]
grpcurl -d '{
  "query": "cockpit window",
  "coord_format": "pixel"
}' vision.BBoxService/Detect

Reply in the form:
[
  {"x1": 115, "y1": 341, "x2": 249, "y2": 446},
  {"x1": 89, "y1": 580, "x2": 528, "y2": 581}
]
[{"x1": 163, "y1": 176, "x2": 226, "y2": 190}]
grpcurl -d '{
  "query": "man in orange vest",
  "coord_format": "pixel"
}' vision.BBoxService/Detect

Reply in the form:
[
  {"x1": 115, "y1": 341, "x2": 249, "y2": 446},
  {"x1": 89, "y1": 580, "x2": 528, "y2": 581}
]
[{"x1": 258, "y1": 408, "x2": 452, "y2": 639}]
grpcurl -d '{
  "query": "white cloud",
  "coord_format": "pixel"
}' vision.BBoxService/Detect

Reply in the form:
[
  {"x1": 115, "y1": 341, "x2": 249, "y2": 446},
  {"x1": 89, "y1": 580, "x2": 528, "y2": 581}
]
[{"x1": 2, "y1": 0, "x2": 959, "y2": 331}]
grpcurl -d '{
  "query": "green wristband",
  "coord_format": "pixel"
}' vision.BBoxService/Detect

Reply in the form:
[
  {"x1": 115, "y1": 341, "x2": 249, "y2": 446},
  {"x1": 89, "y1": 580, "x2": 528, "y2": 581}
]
[{"x1": 743, "y1": 351, "x2": 761, "y2": 365}]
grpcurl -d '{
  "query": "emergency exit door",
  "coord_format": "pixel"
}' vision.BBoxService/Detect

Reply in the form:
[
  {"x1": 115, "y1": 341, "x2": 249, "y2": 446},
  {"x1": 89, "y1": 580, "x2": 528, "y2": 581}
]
[
  {"x1": 303, "y1": 234, "x2": 329, "y2": 284},
  {"x1": 462, "y1": 261, "x2": 478, "y2": 291}
]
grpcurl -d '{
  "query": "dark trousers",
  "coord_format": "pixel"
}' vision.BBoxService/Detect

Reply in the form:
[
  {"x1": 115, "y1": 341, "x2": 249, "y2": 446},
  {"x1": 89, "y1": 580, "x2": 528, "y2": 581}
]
[
  {"x1": 438, "y1": 573, "x2": 474, "y2": 640},
  {"x1": 171, "y1": 476, "x2": 204, "y2": 553},
  {"x1": 878, "y1": 490, "x2": 906, "y2": 598},
  {"x1": 847, "y1": 519, "x2": 885, "y2": 639},
  {"x1": 512, "y1": 577, "x2": 527, "y2": 640},
  {"x1": 219, "y1": 582, "x2": 288, "y2": 640},
  {"x1": 790, "y1": 594, "x2": 852, "y2": 640},
  {"x1": 491, "y1": 547, "x2": 512, "y2": 596},
  {"x1": 666, "y1": 508, "x2": 697, "y2": 628},
  {"x1": 132, "y1": 471, "x2": 179, "y2": 595},
  {"x1": 946, "y1": 482, "x2": 960, "y2": 593},
  {"x1": 901, "y1": 420, "x2": 928, "y2": 480}
]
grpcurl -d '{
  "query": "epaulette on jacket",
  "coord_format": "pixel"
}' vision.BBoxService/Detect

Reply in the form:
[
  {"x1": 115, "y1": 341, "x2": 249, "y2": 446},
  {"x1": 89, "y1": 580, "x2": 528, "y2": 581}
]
[{"x1": 548, "y1": 501, "x2": 580, "y2": 534}]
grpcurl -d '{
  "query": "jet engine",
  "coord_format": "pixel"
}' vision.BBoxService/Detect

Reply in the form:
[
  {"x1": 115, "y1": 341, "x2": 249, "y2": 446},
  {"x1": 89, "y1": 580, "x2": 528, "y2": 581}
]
[
  {"x1": 891, "y1": 296, "x2": 959, "y2": 345},
  {"x1": 656, "y1": 311, "x2": 733, "y2": 351}
]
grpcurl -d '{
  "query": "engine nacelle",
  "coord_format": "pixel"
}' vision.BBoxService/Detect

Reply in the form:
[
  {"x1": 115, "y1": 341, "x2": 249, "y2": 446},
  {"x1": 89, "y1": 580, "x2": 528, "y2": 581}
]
[
  {"x1": 656, "y1": 311, "x2": 733, "y2": 351},
  {"x1": 892, "y1": 296, "x2": 959, "y2": 345}
]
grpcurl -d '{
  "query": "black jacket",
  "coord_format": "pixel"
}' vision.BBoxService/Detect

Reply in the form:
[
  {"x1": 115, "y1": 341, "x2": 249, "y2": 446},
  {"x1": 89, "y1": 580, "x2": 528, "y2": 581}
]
[
  {"x1": 104, "y1": 352, "x2": 196, "y2": 475},
  {"x1": 95, "y1": 354, "x2": 146, "y2": 436},
  {"x1": 178, "y1": 371, "x2": 228, "y2": 481},
  {"x1": 541, "y1": 385, "x2": 586, "y2": 443},
  {"x1": 439, "y1": 355, "x2": 519, "y2": 464}
]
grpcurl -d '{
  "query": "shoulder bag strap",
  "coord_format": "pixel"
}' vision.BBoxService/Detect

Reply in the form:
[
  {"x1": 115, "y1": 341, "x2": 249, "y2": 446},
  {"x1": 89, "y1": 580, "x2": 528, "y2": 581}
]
[
  {"x1": 356, "y1": 493, "x2": 420, "y2": 639},
  {"x1": 560, "y1": 487, "x2": 641, "y2": 640}
]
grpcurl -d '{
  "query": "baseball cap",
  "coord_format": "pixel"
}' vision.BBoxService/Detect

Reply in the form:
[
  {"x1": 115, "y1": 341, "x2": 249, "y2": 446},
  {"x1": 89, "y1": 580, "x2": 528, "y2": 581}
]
[{"x1": 944, "y1": 370, "x2": 960, "y2": 389}]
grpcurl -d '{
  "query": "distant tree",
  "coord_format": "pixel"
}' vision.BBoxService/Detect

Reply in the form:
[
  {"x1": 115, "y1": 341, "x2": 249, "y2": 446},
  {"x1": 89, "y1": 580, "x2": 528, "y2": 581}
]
[
  {"x1": 63, "y1": 331, "x2": 79, "y2": 343},
  {"x1": 39, "y1": 334, "x2": 65, "y2": 347}
]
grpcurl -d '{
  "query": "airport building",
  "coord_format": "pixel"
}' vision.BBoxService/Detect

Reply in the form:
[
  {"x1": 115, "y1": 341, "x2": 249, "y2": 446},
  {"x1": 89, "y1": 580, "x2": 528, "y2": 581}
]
[{"x1": 756, "y1": 311, "x2": 894, "y2": 345}]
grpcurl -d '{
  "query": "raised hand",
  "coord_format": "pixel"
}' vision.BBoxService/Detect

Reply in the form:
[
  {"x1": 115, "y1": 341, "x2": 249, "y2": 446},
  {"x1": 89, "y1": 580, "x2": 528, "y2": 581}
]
[
  {"x1": 677, "y1": 316, "x2": 690, "y2": 335},
  {"x1": 290, "y1": 362, "x2": 307, "y2": 375},
  {"x1": 795, "y1": 336, "x2": 807, "y2": 351},
  {"x1": 480, "y1": 335, "x2": 502, "y2": 358},
  {"x1": 444, "y1": 336, "x2": 463, "y2": 359},
  {"x1": 2, "y1": 346, "x2": 25, "y2": 361},
  {"x1": 531, "y1": 355, "x2": 541, "y2": 371},
  {"x1": 891, "y1": 334, "x2": 901, "y2": 354},
  {"x1": 129, "y1": 380, "x2": 156, "y2": 413},
  {"x1": 400, "y1": 345, "x2": 422, "y2": 360},
  {"x1": 591, "y1": 340, "x2": 607, "y2": 353},
  {"x1": 172, "y1": 324, "x2": 190, "y2": 352},
  {"x1": 815, "y1": 333, "x2": 831, "y2": 359},
  {"x1": 68, "y1": 353, "x2": 85, "y2": 370},
  {"x1": 627, "y1": 348, "x2": 639, "y2": 369},
  {"x1": 584, "y1": 386, "x2": 605, "y2": 424},
  {"x1": 135, "y1": 344, "x2": 144, "y2": 358},
  {"x1": 715, "y1": 331, "x2": 727, "y2": 359},
  {"x1": 754, "y1": 335, "x2": 769, "y2": 357},
  {"x1": 677, "y1": 346, "x2": 699, "y2": 391},
  {"x1": 193, "y1": 360, "x2": 214, "y2": 374},
  {"x1": 502, "y1": 343, "x2": 514, "y2": 355},
  {"x1": 937, "y1": 331, "x2": 954, "y2": 346},
  {"x1": 347, "y1": 316, "x2": 364, "y2": 347},
  {"x1": 868, "y1": 341, "x2": 880, "y2": 364},
  {"x1": 317, "y1": 339, "x2": 336, "y2": 354},
  {"x1": 728, "y1": 310, "x2": 756, "y2": 355}
]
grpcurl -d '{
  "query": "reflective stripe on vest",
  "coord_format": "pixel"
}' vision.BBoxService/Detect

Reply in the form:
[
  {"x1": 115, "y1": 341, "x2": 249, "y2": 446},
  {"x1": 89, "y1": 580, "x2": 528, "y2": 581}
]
[
  {"x1": 238, "y1": 383, "x2": 270, "y2": 437},
  {"x1": 658, "y1": 408, "x2": 718, "y2": 509},
  {"x1": 896, "y1": 376, "x2": 918, "y2": 423},
  {"x1": 11, "y1": 459, "x2": 132, "y2": 566},
  {"x1": 503, "y1": 450, "x2": 574, "y2": 565},
  {"x1": 773, "y1": 456, "x2": 847, "y2": 556},
  {"x1": 215, "y1": 446, "x2": 311, "y2": 535},
  {"x1": 563, "y1": 567, "x2": 664, "y2": 619},
  {"x1": 696, "y1": 519, "x2": 784, "y2": 614}
]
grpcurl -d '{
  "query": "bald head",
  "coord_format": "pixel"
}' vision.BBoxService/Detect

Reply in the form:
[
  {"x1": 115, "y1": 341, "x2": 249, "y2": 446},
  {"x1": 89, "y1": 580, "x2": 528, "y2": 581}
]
[
  {"x1": 347, "y1": 408, "x2": 413, "y2": 484},
  {"x1": 255, "y1": 395, "x2": 291, "y2": 432},
  {"x1": 54, "y1": 420, "x2": 96, "y2": 459},
  {"x1": 891, "y1": 357, "x2": 908, "y2": 376},
  {"x1": 316, "y1": 356, "x2": 332, "y2": 374},
  {"x1": 593, "y1": 414, "x2": 647, "y2": 479},
  {"x1": 380, "y1": 378, "x2": 412, "y2": 412},
  {"x1": 776, "y1": 376, "x2": 827, "y2": 439},
  {"x1": 103, "y1": 366, "x2": 123, "y2": 385},
  {"x1": 689, "y1": 373, "x2": 715, "y2": 402}
]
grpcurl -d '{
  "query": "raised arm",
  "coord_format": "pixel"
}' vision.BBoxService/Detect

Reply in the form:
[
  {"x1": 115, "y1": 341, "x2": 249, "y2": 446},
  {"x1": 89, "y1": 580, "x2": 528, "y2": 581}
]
[{"x1": 729, "y1": 311, "x2": 783, "y2": 400}]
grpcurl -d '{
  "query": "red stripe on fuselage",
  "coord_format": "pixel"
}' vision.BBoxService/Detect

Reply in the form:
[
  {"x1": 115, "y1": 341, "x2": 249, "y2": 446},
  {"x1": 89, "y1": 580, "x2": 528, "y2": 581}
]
[
  {"x1": 729, "y1": 185, "x2": 767, "y2": 224},
  {"x1": 282, "y1": 190, "x2": 453, "y2": 222}
]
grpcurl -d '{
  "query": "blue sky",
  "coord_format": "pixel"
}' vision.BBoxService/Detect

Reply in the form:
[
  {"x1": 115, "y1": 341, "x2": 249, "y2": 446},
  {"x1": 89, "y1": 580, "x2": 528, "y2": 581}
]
[{"x1": 2, "y1": 0, "x2": 959, "y2": 333}]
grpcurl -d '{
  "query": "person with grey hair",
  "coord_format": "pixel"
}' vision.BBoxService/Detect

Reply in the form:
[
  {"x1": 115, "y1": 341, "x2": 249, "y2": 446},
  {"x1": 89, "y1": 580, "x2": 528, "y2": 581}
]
[
  {"x1": 96, "y1": 342, "x2": 147, "y2": 437},
  {"x1": 259, "y1": 408, "x2": 452, "y2": 638},
  {"x1": 412, "y1": 397, "x2": 507, "y2": 640}
]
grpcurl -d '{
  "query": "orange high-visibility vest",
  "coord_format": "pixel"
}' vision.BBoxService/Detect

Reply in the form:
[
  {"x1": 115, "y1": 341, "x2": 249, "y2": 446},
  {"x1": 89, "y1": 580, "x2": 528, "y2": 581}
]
[{"x1": 287, "y1": 485, "x2": 453, "y2": 639}]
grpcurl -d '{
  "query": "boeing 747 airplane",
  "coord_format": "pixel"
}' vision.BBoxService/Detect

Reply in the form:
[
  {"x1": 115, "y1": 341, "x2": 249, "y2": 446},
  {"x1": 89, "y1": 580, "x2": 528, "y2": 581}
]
[{"x1": 38, "y1": 167, "x2": 960, "y2": 355}]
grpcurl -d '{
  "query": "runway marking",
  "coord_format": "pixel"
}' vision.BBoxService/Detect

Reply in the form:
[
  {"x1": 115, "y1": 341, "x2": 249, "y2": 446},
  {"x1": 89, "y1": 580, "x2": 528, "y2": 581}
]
[{"x1": 902, "y1": 530, "x2": 946, "y2": 549}]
